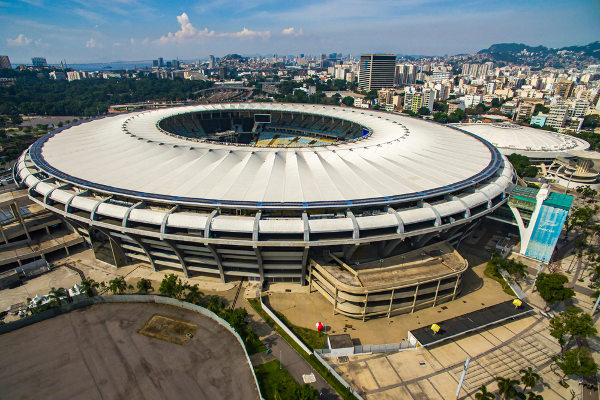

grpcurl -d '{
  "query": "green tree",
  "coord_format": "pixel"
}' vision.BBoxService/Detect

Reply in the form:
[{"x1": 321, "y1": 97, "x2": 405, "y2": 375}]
[
  {"x1": 158, "y1": 273, "x2": 186, "y2": 299},
  {"x1": 10, "y1": 114, "x2": 22, "y2": 125},
  {"x1": 49, "y1": 287, "x2": 67, "y2": 306},
  {"x1": 292, "y1": 384, "x2": 318, "y2": 399},
  {"x1": 553, "y1": 347, "x2": 598, "y2": 382},
  {"x1": 496, "y1": 377, "x2": 524, "y2": 399},
  {"x1": 576, "y1": 185, "x2": 597, "y2": 200},
  {"x1": 507, "y1": 153, "x2": 534, "y2": 177},
  {"x1": 549, "y1": 307, "x2": 597, "y2": 355},
  {"x1": 341, "y1": 96, "x2": 354, "y2": 106},
  {"x1": 519, "y1": 367, "x2": 540, "y2": 390},
  {"x1": 525, "y1": 393, "x2": 543, "y2": 400},
  {"x1": 535, "y1": 273, "x2": 575, "y2": 305},
  {"x1": 433, "y1": 112, "x2": 450, "y2": 123},
  {"x1": 491, "y1": 98, "x2": 502, "y2": 108},
  {"x1": 80, "y1": 278, "x2": 99, "y2": 297},
  {"x1": 205, "y1": 295, "x2": 225, "y2": 313},
  {"x1": 184, "y1": 283, "x2": 204, "y2": 305},
  {"x1": 136, "y1": 278, "x2": 153, "y2": 294},
  {"x1": 418, "y1": 106, "x2": 430, "y2": 116},
  {"x1": 533, "y1": 104, "x2": 550, "y2": 115},
  {"x1": 475, "y1": 384, "x2": 496, "y2": 400},
  {"x1": 107, "y1": 276, "x2": 127, "y2": 295}
]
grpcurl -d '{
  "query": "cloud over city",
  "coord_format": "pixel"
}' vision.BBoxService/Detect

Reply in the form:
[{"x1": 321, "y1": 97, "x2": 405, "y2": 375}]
[
  {"x1": 157, "y1": 12, "x2": 270, "y2": 44},
  {"x1": 281, "y1": 27, "x2": 303, "y2": 36},
  {"x1": 7, "y1": 33, "x2": 32, "y2": 46}
]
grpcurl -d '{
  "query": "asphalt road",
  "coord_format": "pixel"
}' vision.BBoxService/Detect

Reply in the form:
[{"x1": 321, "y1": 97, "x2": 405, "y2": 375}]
[{"x1": 0, "y1": 303, "x2": 259, "y2": 400}]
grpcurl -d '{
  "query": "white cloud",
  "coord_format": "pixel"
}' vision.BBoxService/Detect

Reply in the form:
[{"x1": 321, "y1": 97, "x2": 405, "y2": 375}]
[
  {"x1": 129, "y1": 38, "x2": 135, "y2": 45},
  {"x1": 158, "y1": 12, "x2": 270, "y2": 43},
  {"x1": 281, "y1": 27, "x2": 303, "y2": 36},
  {"x1": 7, "y1": 33, "x2": 32, "y2": 46},
  {"x1": 113, "y1": 42, "x2": 121, "y2": 47},
  {"x1": 85, "y1": 37, "x2": 97, "y2": 48},
  {"x1": 219, "y1": 27, "x2": 271, "y2": 40}
]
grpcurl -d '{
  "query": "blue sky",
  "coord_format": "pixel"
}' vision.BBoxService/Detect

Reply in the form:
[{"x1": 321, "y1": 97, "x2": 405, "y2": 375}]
[{"x1": 1, "y1": 0, "x2": 599, "y2": 64}]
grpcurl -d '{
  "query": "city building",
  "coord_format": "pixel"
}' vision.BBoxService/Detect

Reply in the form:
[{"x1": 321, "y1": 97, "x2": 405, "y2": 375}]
[
  {"x1": 0, "y1": 55, "x2": 11, "y2": 69},
  {"x1": 530, "y1": 114, "x2": 547, "y2": 127},
  {"x1": 396, "y1": 64, "x2": 416, "y2": 85},
  {"x1": 554, "y1": 81, "x2": 574, "y2": 98},
  {"x1": 49, "y1": 71, "x2": 66, "y2": 80},
  {"x1": 31, "y1": 57, "x2": 47, "y2": 67},
  {"x1": 16, "y1": 103, "x2": 513, "y2": 295},
  {"x1": 358, "y1": 54, "x2": 396, "y2": 91},
  {"x1": 546, "y1": 103, "x2": 570, "y2": 129}
]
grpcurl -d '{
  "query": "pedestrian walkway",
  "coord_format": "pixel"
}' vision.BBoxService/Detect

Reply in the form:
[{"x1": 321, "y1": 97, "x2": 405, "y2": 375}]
[{"x1": 241, "y1": 297, "x2": 340, "y2": 400}]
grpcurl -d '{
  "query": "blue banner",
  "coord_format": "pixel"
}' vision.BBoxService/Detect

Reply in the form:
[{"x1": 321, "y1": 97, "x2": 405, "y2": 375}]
[{"x1": 525, "y1": 205, "x2": 568, "y2": 263}]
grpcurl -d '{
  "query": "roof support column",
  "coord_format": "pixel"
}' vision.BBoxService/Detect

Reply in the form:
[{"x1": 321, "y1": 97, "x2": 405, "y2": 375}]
[
  {"x1": 122, "y1": 201, "x2": 145, "y2": 229},
  {"x1": 204, "y1": 209, "x2": 219, "y2": 238},
  {"x1": 386, "y1": 206, "x2": 405, "y2": 234},
  {"x1": 124, "y1": 234, "x2": 156, "y2": 272},
  {"x1": 302, "y1": 211, "x2": 310, "y2": 242},
  {"x1": 91, "y1": 196, "x2": 113, "y2": 222},
  {"x1": 160, "y1": 205, "x2": 179, "y2": 239},
  {"x1": 206, "y1": 244, "x2": 225, "y2": 282},
  {"x1": 420, "y1": 201, "x2": 441, "y2": 226},
  {"x1": 300, "y1": 246, "x2": 309, "y2": 286},
  {"x1": 253, "y1": 246, "x2": 264, "y2": 283},
  {"x1": 346, "y1": 209, "x2": 359, "y2": 239},
  {"x1": 165, "y1": 240, "x2": 189, "y2": 278},
  {"x1": 9, "y1": 203, "x2": 30, "y2": 242},
  {"x1": 64, "y1": 190, "x2": 90, "y2": 214},
  {"x1": 382, "y1": 238, "x2": 403, "y2": 258},
  {"x1": 252, "y1": 210, "x2": 262, "y2": 242}
]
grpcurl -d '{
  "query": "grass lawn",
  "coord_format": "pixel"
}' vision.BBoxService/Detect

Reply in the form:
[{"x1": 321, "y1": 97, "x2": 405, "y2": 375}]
[
  {"x1": 271, "y1": 309, "x2": 328, "y2": 350},
  {"x1": 484, "y1": 263, "x2": 517, "y2": 297},
  {"x1": 254, "y1": 360, "x2": 311, "y2": 400},
  {"x1": 245, "y1": 333, "x2": 267, "y2": 355}
]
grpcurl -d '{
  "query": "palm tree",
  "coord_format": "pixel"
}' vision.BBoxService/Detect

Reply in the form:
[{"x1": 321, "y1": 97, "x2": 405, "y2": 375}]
[
  {"x1": 80, "y1": 278, "x2": 99, "y2": 297},
  {"x1": 520, "y1": 367, "x2": 541, "y2": 390},
  {"x1": 49, "y1": 287, "x2": 67, "y2": 307},
  {"x1": 475, "y1": 384, "x2": 495, "y2": 400},
  {"x1": 107, "y1": 277, "x2": 127, "y2": 295},
  {"x1": 184, "y1": 284, "x2": 204, "y2": 305},
  {"x1": 136, "y1": 278, "x2": 153, "y2": 294},
  {"x1": 496, "y1": 377, "x2": 524, "y2": 400}
]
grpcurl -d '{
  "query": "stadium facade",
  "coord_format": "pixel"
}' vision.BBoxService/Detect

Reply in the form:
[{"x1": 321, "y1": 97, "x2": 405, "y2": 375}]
[{"x1": 15, "y1": 104, "x2": 515, "y2": 299}]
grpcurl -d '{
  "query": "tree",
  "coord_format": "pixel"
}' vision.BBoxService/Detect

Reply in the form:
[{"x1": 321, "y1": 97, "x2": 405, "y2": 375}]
[
  {"x1": 341, "y1": 96, "x2": 354, "y2": 106},
  {"x1": 475, "y1": 384, "x2": 495, "y2": 400},
  {"x1": 507, "y1": 153, "x2": 534, "y2": 177},
  {"x1": 553, "y1": 347, "x2": 598, "y2": 382},
  {"x1": 292, "y1": 384, "x2": 318, "y2": 399},
  {"x1": 496, "y1": 377, "x2": 524, "y2": 399},
  {"x1": 49, "y1": 287, "x2": 67, "y2": 306},
  {"x1": 549, "y1": 307, "x2": 597, "y2": 355},
  {"x1": 417, "y1": 106, "x2": 430, "y2": 116},
  {"x1": 80, "y1": 278, "x2": 99, "y2": 297},
  {"x1": 107, "y1": 276, "x2": 127, "y2": 295},
  {"x1": 364, "y1": 90, "x2": 378, "y2": 101},
  {"x1": 491, "y1": 98, "x2": 502, "y2": 108},
  {"x1": 10, "y1": 114, "x2": 22, "y2": 125},
  {"x1": 136, "y1": 278, "x2": 153, "y2": 294},
  {"x1": 576, "y1": 185, "x2": 597, "y2": 200},
  {"x1": 533, "y1": 104, "x2": 550, "y2": 115},
  {"x1": 205, "y1": 295, "x2": 225, "y2": 314},
  {"x1": 184, "y1": 283, "x2": 204, "y2": 305},
  {"x1": 535, "y1": 273, "x2": 575, "y2": 305},
  {"x1": 158, "y1": 273, "x2": 186, "y2": 299},
  {"x1": 519, "y1": 367, "x2": 541, "y2": 390},
  {"x1": 433, "y1": 112, "x2": 450, "y2": 123}
]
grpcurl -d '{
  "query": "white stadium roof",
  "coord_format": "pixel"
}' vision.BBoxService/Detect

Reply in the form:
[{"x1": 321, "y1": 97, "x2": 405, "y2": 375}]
[
  {"x1": 28, "y1": 104, "x2": 506, "y2": 209},
  {"x1": 453, "y1": 122, "x2": 589, "y2": 159}
]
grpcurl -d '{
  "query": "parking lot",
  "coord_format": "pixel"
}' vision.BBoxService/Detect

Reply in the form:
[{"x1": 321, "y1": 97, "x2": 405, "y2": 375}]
[{"x1": 0, "y1": 302, "x2": 259, "y2": 400}]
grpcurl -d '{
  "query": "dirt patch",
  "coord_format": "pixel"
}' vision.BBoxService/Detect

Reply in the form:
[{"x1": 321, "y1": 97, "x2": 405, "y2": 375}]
[{"x1": 138, "y1": 314, "x2": 197, "y2": 345}]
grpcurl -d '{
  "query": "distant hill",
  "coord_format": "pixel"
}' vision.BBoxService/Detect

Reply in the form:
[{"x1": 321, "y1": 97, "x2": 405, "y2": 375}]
[{"x1": 475, "y1": 41, "x2": 600, "y2": 68}]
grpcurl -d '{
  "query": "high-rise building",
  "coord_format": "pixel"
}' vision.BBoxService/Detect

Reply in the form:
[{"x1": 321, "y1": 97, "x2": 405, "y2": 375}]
[
  {"x1": 554, "y1": 81, "x2": 574, "y2": 99},
  {"x1": 152, "y1": 60, "x2": 159, "y2": 67},
  {"x1": 358, "y1": 54, "x2": 396, "y2": 91},
  {"x1": 0, "y1": 55, "x2": 11, "y2": 69},
  {"x1": 158, "y1": 57, "x2": 164, "y2": 67},
  {"x1": 395, "y1": 64, "x2": 416, "y2": 85},
  {"x1": 208, "y1": 55, "x2": 215, "y2": 69},
  {"x1": 31, "y1": 57, "x2": 47, "y2": 67}
]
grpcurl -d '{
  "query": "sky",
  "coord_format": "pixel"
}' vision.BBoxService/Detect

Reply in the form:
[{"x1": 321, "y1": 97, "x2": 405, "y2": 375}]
[{"x1": 0, "y1": 0, "x2": 599, "y2": 64}]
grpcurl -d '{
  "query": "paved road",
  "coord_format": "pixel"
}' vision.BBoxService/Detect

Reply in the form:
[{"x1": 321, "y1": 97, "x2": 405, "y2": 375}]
[{"x1": 243, "y1": 298, "x2": 340, "y2": 400}]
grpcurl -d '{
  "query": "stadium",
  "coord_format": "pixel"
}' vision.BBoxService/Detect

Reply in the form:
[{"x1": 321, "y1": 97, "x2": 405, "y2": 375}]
[
  {"x1": 15, "y1": 103, "x2": 515, "y2": 317},
  {"x1": 456, "y1": 122, "x2": 598, "y2": 188}
]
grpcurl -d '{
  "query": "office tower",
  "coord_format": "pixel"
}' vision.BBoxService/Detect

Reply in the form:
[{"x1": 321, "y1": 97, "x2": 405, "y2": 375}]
[
  {"x1": 358, "y1": 54, "x2": 396, "y2": 91},
  {"x1": 208, "y1": 55, "x2": 215, "y2": 69},
  {"x1": 152, "y1": 60, "x2": 158, "y2": 67},
  {"x1": 0, "y1": 55, "x2": 11, "y2": 69},
  {"x1": 158, "y1": 57, "x2": 164, "y2": 67}
]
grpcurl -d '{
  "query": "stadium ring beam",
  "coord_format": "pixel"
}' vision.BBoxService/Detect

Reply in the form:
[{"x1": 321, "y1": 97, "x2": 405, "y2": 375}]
[{"x1": 15, "y1": 103, "x2": 515, "y2": 285}]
